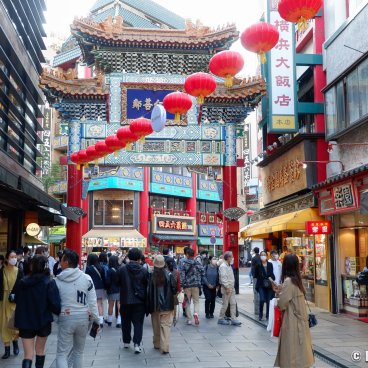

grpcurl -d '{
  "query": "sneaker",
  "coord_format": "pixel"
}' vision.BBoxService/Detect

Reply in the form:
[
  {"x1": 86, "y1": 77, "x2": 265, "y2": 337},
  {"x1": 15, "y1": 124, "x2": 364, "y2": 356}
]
[
  {"x1": 193, "y1": 313, "x2": 199, "y2": 325},
  {"x1": 134, "y1": 344, "x2": 142, "y2": 354},
  {"x1": 116, "y1": 324, "x2": 121, "y2": 328},
  {"x1": 123, "y1": 343, "x2": 130, "y2": 349},
  {"x1": 231, "y1": 319, "x2": 242, "y2": 326},
  {"x1": 209, "y1": 314, "x2": 214, "y2": 319},
  {"x1": 217, "y1": 319, "x2": 231, "y2": 325},
  {"x1": 186, "y1": 320, "x2": 192, "y2": 325}
]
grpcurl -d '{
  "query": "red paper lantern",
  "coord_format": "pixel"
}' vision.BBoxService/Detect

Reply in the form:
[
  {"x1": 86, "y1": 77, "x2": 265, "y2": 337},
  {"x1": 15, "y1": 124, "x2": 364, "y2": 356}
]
[
  {"x1": 240, "y1": 22, "x2": 279, "y2": 64},
  {"x1": 162, "y1": 91, "x2": 192, "y2": 123},
  {"x1": 184, "y1": 72, "x2": 217, "y2": 105},
  {"x1": 95, "y1": 140, "x2": 114, "y2": 156},
  {"x1": 105, "y1": 135, "x2": 127, "y2": 156},
  {"x1": 78, "y1": 149, "x2": 89, "y2": 165},
  {"x1": 116, "y1": 126, "x2": 139, "y2": 144},
  {"x1": 86, "y1": 145, "x2": 101, "y2": 163},
  {"x1": 209, "y1": 51, "x2": 244, "y2": 88},
  {"x1": 129, "y1": 118, "x2": 153, "y2": 142},
  {"x1": 278, "y1": 0, "x2": 322, "y2": 30},
  {"x1": 70, "y1": 152, "x2": 82, "y2": 170}
]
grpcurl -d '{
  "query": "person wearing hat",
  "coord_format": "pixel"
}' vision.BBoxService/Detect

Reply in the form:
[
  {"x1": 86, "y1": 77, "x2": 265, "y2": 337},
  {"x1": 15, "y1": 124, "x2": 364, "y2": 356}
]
[{"x1": 147, "y1": 255, "x2": 178, "y2": 354}]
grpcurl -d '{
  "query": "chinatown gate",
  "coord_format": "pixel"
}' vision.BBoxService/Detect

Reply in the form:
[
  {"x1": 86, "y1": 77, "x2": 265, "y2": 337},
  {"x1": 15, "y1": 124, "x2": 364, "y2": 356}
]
[{"x1": 40, "y1": 15, "x2": 265, "y2": 279}]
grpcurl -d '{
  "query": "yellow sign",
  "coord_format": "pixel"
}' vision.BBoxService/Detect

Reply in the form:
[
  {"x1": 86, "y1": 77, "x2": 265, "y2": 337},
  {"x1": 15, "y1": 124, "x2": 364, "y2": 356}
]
[
  {"x1": 26, "y1": 223, "x2": 41, "y2": 236},
  {"x1": 271, "y1": 115, "x2": 295, "y2": 130}
]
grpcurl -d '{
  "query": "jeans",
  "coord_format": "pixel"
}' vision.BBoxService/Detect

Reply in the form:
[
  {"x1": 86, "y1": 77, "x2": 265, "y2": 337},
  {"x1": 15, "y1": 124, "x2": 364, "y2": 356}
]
[
  {"x1": 258, "y1": 287, "x2": 273, "y2": 319},
  {"x1": 120, "y1": 303, "x2": 145, "y2": 345},
  {"x1": 203, "y1": 285, "x2": 217, "y2": 315},
  {"x1": 56, "y1": 316, "x2": 89, "y2": 368}
]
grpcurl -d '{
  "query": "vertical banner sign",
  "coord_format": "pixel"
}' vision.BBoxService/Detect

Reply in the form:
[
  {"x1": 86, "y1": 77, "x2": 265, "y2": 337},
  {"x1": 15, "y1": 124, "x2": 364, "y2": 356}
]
[
  {"x1": 41, "y1": 109, "x2": 51, "y2": 176},
  {"x1": 267, "y1": 0, "x2": 297, "y2": 133},
  {"x1": 243, "y1": 125, "x2": 251, "y2": 189}
]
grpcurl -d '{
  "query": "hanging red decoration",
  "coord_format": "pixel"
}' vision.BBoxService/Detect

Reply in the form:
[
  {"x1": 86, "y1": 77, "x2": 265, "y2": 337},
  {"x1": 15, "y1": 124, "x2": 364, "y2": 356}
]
[
  {"x1": 184, "y1": 72, "x2": 217, "y2": 105},
  {"x1": 240, "y1": 22, "x2": 279, "y2": 64},
  {"x1": 95, "y1": 141, "x2": 114, "y2": 156},
  {"x1": 86, "y1": 145, "x2": 101, "y2": 163},
  {"x1": 105, "y1": 135, "x2": 127, "y2": 157},
  {"x1": 162, "y1": 91, "x2": 192, "y2": 123},
  {"x1": 278, "y1": 0, "x2": 322, "y2": 31},
  {"x1": 209, "y1": 51, "x2": 244, "y2": 88},
  {"x1": 129, "y1": 118, "x2": 153, "y2": 143},
  {"x1": 116, "y1": 125, "x2": 139, "y2": 150},
  {"x1": 70, "y1": 152, "x2": 82, "y2": 170}
]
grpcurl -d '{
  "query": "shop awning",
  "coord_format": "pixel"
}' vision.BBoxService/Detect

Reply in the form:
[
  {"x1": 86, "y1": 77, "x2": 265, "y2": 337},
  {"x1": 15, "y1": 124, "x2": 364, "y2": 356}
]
[
  {"x1": 24, "y1": 234, "x2": 48, "y2": 245},
  {"x1": 153, "y1": 234, "x2": 197, "y2": 241},
  {"x1": 82, "y1": 229, "x2": 145, "y2": 239},
  {"x1": 197, "y1": 237, "x2": 223, "y2": 246},
  {"x1": 241, "y1": 208, "x2": 323, "y2": 237}
]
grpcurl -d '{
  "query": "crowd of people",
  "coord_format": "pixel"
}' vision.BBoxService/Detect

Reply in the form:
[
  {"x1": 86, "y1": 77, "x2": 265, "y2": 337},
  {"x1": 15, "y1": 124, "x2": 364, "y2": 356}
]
[{"x1": 0, "y1": 244, "x2": 314, "y2": 368}]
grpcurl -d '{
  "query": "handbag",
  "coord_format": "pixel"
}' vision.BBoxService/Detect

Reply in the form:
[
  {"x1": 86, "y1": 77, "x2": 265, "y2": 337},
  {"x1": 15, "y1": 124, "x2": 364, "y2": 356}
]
[
  {"x1": 305, "y1": 296, "x2": 317, "y2": 328},
  {"x1": 262, "y1": 278, "x2": 272, "y2": 288},
  {"x1": 273, "y1": 306, "x2": 282, "y2": 337}
]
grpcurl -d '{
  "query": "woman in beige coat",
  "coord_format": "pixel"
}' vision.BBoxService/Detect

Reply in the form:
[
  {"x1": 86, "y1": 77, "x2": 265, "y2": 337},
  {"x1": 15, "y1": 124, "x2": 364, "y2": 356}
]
[{"x1": 274, "y1": 254, "x2": 314, "y2": 368}]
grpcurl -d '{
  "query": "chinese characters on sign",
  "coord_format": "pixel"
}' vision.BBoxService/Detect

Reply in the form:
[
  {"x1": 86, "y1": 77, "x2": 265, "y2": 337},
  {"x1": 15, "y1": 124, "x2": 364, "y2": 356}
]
[
  {"x1": 41, "y1": 109, "x2": 51, "y2": 176},
  {"x1": 243, "y1": 126, "x2": 251, "y2": 188},
  {"x1": 333, "y1": 183, "x2": 356, "y2": 210},
  {"x1": 267, "y1": 1, "x2": 297, "y2": 132},
  {"x1": 264, "y1": 158, "x2": 302, "y2": 193},
  {"x1": 305, "y1": 221, "x2": 332, "y2": 235},
  {"x1": 153, "y1": 214, "x2": 195, "y2": 235}
]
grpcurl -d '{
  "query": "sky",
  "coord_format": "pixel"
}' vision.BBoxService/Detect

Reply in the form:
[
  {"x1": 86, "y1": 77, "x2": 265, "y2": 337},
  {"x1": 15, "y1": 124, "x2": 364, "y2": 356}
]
[{"x1": 44, "y1": 0, "x2": 264, "y2": 76}]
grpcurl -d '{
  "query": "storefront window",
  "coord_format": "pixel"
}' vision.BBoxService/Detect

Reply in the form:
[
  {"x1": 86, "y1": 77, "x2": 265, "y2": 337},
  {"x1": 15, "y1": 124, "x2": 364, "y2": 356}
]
[
  {"x1": 124, "y1": 200, "x2": 133, "y2": 225},
  {"x1": 94, "y1": 200, "x2": 103, "y2": 225},
  {"x1": 315, "y1": 234, "x2": 328, "y2": 285},
  {"x1": 105, "y1": 200, "x2": 124, "y2": 225},
  {"x1": 93, "y1": 199, "x2": 134, "y2": 226}
]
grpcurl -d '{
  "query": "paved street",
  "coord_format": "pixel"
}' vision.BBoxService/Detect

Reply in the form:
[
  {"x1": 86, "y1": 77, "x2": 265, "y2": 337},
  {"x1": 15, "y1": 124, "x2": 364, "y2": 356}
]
[{"x1": 1, "y1": 299, "x2": 332, "y2": 368}]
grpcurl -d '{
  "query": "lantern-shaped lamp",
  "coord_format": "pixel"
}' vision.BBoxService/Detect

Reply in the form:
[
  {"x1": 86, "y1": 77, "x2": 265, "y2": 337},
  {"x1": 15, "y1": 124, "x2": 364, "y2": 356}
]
[
  {"x1": 105, "y1": 135, "x2": 127, "y2": 157},
  {"x1": 163, "y1": 91, "x2": 192, "y2": 123},
  {"x1": 278, "y1": 0, "x2": 322, "y2": 31},
  {"x1": 86, "y1": 145, "x2": 101, "y2": 164},
  {"x1": 116, "y1": 126, "x2": 139, "y2": 150},
  {"x1": 184, "y1": 72, "x2": 217, "y2": 105},
  {"x1": 209, "y1": 51, "x2": 244, "y2": 88},
  {"x1": 240, "y1": 22, "x2": 279, "y2": 64},
  {"x1": 70, "y1": 152, "x2": 82, "y2": 170},
  {"x1": 95, "y1": 141, "x2": 115, "y2": 157},
  {"x1": 129, "y1": 118, "x2": 153, "y2": 143}
]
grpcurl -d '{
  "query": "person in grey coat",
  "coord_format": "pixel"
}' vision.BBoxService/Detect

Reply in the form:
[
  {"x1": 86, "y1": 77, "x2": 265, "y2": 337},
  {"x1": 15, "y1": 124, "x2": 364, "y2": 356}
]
[{"x1": 203, "y1": 256, "x2": 219, "y2": 319}]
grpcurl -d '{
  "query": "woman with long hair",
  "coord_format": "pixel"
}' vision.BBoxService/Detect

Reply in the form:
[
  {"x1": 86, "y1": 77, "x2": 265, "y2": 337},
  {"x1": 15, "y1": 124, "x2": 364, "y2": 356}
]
[
  {"x1": 106, "y1": 255, "x2": 121, "y2": 328},
  {"x1": 274, "y1": 253, "x2": 314, "y2": 368},
  {"x1": 147, "y1": 255, "x2": 177, "y2": 354},
  {"x1": 85, "y1": 253, "x2": 106, "y2": 327},
  {"x1": 14, "y1": 255, "x2": 61, "y2": 368},
  {"x1": 0, "y1": 250, "x2": 23, "y2": 359}
]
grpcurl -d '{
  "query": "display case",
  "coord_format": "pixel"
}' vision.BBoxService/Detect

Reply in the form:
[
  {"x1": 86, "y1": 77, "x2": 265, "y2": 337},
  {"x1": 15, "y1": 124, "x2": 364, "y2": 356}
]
[{"x1": 315, "y1": 234, "x2": 328, "y2": 286}]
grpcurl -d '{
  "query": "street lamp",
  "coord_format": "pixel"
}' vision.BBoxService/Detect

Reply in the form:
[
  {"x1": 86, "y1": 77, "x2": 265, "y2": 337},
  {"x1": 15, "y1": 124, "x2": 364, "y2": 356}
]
[{"x1": 300, "y1": 160, "x2": 345, "y2": 171}]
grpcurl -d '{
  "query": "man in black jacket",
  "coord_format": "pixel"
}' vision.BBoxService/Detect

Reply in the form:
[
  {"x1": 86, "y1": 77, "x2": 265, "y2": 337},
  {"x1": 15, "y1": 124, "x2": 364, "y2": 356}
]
[
  {"x1": 251, "y1": 247, "x2": 261, "y2": 316},
  {"x1": 117, "y1": 247, "x2": 149, "y2": 354}
]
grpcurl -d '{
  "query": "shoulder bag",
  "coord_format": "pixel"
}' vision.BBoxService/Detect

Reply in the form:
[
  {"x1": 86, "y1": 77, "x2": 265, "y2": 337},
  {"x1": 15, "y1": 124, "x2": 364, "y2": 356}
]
[{"x1": 305, "y1": 296, "x2": 317, "y2": 328}]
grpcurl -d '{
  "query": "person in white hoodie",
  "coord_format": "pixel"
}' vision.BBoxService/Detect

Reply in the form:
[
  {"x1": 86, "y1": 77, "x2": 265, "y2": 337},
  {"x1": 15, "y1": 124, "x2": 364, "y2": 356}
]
[{"x1": 55, "y1": 249, "x2": 99, "y2": 368}]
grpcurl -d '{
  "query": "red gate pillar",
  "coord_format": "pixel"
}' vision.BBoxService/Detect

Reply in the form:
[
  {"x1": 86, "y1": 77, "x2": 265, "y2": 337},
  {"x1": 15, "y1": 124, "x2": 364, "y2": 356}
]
[
  {"x1": 186, "y1": 172, "x2": 197, "y2": 254},
  {"x1": 139, "y1": 167, "x2": 149, "y2": 253},
  {"x1": 66, "y1": 164, "x2": 82, "y2": 259},
  {"x1": 81, "y1": 195, "x2": 89, "y2": 237}
]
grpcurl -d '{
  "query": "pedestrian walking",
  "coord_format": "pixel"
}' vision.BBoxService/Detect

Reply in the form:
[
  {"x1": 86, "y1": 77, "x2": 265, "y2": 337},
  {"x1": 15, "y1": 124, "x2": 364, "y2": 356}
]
[
  {"x1": 255, "y1": 251, "x2": 275, "y2": 321},
  {"x1": 203, "y1": 256, "x2": 219, "y2": 319},
  {"x1": 251, "y1": 247, "x2": 261, "y2": 315},
  {"x1": 105, "y1": 255, "x2": 121, "y2": 328},
  {"x1": 177, "y1": 246, "x2": 190, "y2": 318},
  {"x1": 179, "y1": 248, "x2": 207, "y2": 326},
  {"x1": 53, "y1": 251, "x2": 64, "y2": 277},
  {"x1": 14, "y1": 255, "x2": 61, "y2": 368},
  {"x1": 85, "y1": 253, "x2": 106, "y2": 327},
  {"x1": 274, "y1": 254, "x2": 314, "y2": 368},
  {"x1": 117, "y1": 247, "x2": 149, "y2": 354},
  {"x1": 269, "y1": 250, "x2": 282, "y2": 285},
  {"x1": 217, "y1": 251, "x2": 241, "y2": 326},
  {"x1": 147, "y1": 255, "x2": 177, "y2": 354},
  {"x1": 0, "y1": 250, "x2": 23, "y2": 359},
  {"x1": 163, "y1": 248, "x2": 177, "y2": 270},
  {"x1": 55, "y1": 249, "x2": 99, "y2": 368}
]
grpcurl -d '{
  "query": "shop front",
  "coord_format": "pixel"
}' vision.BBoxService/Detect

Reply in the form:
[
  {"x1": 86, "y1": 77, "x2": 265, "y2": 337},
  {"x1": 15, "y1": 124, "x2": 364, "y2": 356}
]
[
  {"x1": 197, "y1": 224, "x2": 223, "y2": 256},
  {"x1": 315, "y1": 169, "x2": 368, "y2": 316},
  {"x1": 150, "y1": 214, "x2": 197, "y2": 254}
]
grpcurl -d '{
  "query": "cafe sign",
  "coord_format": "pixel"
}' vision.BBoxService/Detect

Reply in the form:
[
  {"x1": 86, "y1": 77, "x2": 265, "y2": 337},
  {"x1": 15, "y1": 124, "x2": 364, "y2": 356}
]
[
  {"x1": 305, "y1": 221, "x2": 332, "y2": 235},
  {"x1": 26, "y1": 223, "x2": 40, "y2": 236},
  {"x1": 152, "y1": 214, "x2": 196, "y2": 235}
]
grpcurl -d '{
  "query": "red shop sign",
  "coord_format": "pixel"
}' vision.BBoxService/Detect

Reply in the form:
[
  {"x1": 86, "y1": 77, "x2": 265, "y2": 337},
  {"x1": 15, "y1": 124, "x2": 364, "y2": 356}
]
[{"x1": 305, "y1": 221, "x2": 331, "y2": 235}]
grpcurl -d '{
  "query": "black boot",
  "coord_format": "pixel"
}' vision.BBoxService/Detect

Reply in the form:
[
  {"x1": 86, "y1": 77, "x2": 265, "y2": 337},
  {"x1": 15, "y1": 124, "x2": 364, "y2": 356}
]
[
  {"x1": 1, "y1": 346, "x2": 10, "y2": 359},
  {"x1": 35, "y1": 355, "x2": 45, "y2": 368},
  {"x1": 12, "y1": 340, "x2": 19, "y2": 355},
  {"x1": 22, "y1": 359, "x2": 32, "y2": 368}
]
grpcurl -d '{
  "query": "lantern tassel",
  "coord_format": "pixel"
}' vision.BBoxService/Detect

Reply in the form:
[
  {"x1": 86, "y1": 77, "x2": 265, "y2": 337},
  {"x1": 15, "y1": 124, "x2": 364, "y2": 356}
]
[
  {"x1": 174, "y1": 112, "x2": 181, "y2": 123},
  {"x1": 126, "y1": 143, "x2": 133, "y2": 151},
  {"x1": 114, "y1": 150, "x2": 118, "y2": 158},
  {"x1": 224, "y1": 75, "x2": 233, "y2": 88},
  {"x1": 297, "y1": 17, "x2": 308, "y2": 33},
  {"x1": 139, "y1": 136, "x2": 145, "y2": 143},
  {"x1": 77, "y1": 164, "x2": 80, "y2": 170},
  {"x1": 259, "y1": 52, "x2": 267, "y2": 64},
  {"x1": 197, "y1": 95, "x2": 204, "y2": 105}
]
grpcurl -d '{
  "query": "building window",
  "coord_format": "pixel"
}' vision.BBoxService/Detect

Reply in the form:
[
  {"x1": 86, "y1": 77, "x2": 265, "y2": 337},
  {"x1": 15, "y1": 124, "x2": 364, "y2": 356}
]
[
  {"x1": 358, "y1": 58, "x2": 368, "y2": 117},
  {"x1": 197, "y1": 200, "x2": 222, "y2": 213},
  {"x1": 325, "y1": 87, "x2": 337, "y2": 137},
  {"x1": 93, "y1": 199, "x2": 134, "y2": 226},
  {"x1": 149, "y1": 195, "x2": 186, "y2": 211},
  {"x1": 346, "y1": 69, "x2": 360, "y2": 125}
]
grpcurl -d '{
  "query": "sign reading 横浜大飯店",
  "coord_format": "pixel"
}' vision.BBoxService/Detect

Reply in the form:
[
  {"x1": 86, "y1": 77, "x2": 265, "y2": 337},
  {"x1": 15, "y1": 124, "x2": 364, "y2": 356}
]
[
  {"x1": 261, "y1": 142, "x2": 307, "y2": 205},
  {"x1": 267, "y1": 0, "x2": 297, "y2": 133},
  {"x1": 152, "y1": 214, "x2": 196, "y2": 236}
]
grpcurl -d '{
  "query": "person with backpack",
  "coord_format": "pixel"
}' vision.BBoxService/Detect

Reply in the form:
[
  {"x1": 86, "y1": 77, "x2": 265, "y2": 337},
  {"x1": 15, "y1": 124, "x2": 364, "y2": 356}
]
[
  {"x1": 117, "y1": 248, "x2": 149, "y2": 354},
  {"x1": 85, "y1": 254, "x2": 106, "y2": 327},
  {"x1": 203, "y1": 256, "x2": 219, "y2": 319},
  {"x1": 179, "y1": 248, "x2": 208, "y2": 326},
  {"x1": 105, "y1": 255, "x2": 121, "y2": 328}
]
